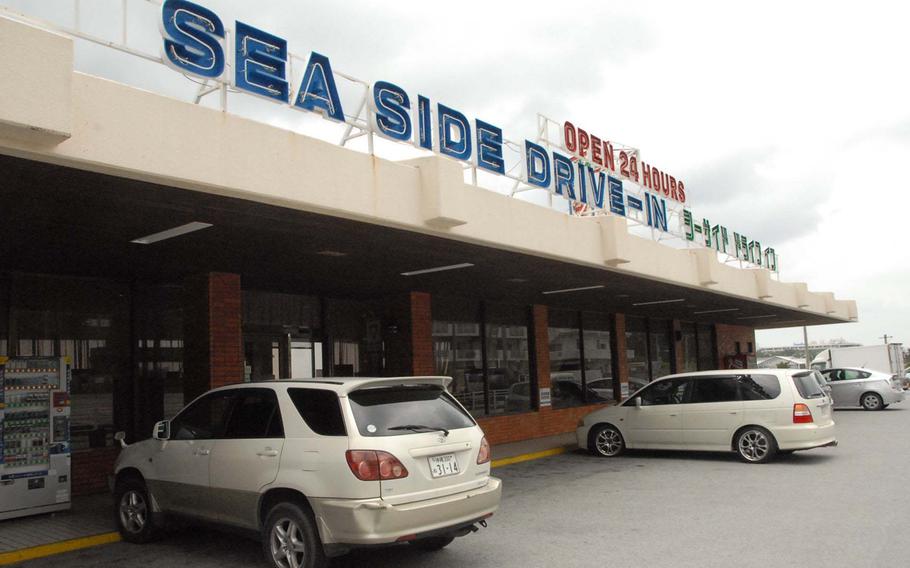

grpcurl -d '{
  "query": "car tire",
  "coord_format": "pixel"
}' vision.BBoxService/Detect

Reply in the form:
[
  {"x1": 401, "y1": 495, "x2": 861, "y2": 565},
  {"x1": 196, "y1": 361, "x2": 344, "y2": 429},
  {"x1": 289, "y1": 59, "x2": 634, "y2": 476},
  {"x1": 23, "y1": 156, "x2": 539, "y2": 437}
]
[
  {"x1": 861, "y1": 392, "x2": 884, "y2": 411},
  {"x1": 114, "y1": 477, "x2": 160, "y2": 544},
  {"x1": 409, "y1": 536, "x2": 455, "y2": 551},
  {"x1": 262, "y1": 502, "x2": 326, "y2": 568},
  {"x1": 589, "y1": 424, "x2": 625, "y2": 457},
  {"x1": 734, "y1": 427, "x2": 778, "y2": 464}
]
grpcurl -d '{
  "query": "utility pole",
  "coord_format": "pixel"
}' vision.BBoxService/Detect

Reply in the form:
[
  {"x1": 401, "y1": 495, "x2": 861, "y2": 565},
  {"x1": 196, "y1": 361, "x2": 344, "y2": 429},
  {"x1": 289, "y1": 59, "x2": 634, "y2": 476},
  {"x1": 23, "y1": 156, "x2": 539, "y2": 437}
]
[
  {"x1": 803, "y1": 326, "x2": 810, "y2": 370},
  {"x1": 880, "y1": 334, "x2": 891, "y2": 344}
]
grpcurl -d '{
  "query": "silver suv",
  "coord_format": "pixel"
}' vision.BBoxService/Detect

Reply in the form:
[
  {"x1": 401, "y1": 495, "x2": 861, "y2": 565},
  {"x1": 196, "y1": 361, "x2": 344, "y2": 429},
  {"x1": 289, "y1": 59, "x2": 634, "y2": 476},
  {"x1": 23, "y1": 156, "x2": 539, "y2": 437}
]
[{"x1": 112, "y1": 377, "x2": 501, "y2": 568}]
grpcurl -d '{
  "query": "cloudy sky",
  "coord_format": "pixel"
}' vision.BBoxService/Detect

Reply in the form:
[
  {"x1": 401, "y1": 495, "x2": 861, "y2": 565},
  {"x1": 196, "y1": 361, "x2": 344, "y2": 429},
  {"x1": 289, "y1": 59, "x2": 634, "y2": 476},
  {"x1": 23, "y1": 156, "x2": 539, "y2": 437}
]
[{"x1": 5, "y1": 0, "x2": 909, "y2": 348}]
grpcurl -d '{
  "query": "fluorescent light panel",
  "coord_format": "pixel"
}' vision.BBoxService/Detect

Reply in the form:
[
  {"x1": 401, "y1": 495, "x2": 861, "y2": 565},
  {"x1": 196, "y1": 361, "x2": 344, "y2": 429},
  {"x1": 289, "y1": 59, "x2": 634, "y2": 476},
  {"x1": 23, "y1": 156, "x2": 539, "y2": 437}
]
[
  {"x1": 401, "y1": 263, "x2": 474, "y2": 276},
  {"x1": 542, "y1": 285, "x2": 605, "y2": 295},
  {"x1": 737, "y1": 314, "x2": 777, "y2": 320},
  {"x1": 632, "y1": 298, "x2": 686, "y2": 307},
  {"x1": 131, "y1": 222, "x2": 212, "y2": 244},
  {"x1": 692, "y1": 308, "x2": 740, "y2": 315}
]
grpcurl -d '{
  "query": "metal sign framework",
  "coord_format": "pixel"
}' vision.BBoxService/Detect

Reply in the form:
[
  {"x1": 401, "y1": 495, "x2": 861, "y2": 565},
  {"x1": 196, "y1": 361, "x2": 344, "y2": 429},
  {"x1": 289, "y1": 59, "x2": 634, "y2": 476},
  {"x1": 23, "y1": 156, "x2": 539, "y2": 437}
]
[{"x1": 0, "y1": 0, "x2": 780, "y2": 277}]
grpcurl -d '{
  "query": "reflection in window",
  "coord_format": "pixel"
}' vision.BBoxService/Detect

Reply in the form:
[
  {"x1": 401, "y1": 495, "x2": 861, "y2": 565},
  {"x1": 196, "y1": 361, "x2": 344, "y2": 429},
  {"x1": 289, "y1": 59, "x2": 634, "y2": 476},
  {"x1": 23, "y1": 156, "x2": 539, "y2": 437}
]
[
  {"x1": 135, "y1": 285, "x2": 184, "y2": 428},
  {"x1": 549, "y1": 310, "x2": 585, "y2": 409},
  {"x1": 697, "y1": 324, "x2": 716, "y2": 370},
  {"x1": 625, "y1": 316, "x2": 650, "y2": 391},
  {"x1": 583, "y1": 312, "x2": 613, "y2": 401},
  {"x1": 649, "y1": 319, "x2": 673, "y2": 380},
  {"x1": 486, "y1": 305, "x2": 531, "y2": 415},
  {"x1": 0, "y1": 278, "x2": 6, "y2": 357},
  {"x1": 432, "y1": 298, "x2": 484, "y2": 416},
  {"x1": 12, "y1": 274, "x2": 129, "y2": 450},
  {"x1": 680, "y1": 322, "x2": 698, "y2": 372}
]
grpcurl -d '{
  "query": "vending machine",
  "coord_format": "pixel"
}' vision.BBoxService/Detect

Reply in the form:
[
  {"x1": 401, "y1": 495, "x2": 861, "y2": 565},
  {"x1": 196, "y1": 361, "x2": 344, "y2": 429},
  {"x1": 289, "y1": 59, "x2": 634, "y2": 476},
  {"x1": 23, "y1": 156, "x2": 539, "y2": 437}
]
[{"x1": 0, "y1": 356, "x2": 72, "y2": 520}]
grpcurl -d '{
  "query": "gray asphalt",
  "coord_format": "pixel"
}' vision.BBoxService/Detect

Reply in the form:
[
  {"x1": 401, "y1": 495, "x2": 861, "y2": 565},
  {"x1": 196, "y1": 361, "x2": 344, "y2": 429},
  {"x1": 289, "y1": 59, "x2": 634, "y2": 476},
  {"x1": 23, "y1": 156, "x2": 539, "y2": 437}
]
[{"x1": 16, "y1": 406, "x2": 910, "y2": 567}]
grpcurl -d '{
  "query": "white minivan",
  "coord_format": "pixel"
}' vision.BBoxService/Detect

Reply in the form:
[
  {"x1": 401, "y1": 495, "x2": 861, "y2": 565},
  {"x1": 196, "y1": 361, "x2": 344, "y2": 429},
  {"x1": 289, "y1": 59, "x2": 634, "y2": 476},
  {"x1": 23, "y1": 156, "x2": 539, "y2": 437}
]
[{"x1": 577, "y1": 369, "x2": 836, "y2": 463}]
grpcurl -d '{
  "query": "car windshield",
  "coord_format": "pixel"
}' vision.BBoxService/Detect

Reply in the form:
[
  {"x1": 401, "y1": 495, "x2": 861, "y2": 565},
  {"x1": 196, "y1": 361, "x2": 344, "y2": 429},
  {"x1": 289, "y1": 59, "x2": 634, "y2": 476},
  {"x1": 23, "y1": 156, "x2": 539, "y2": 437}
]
[
  {"x1": 793, "y1": 371, "x2": 825, "y2": 399},
  {"x1": 347, "y1": 385, "x2": 475, "y2": 437}
]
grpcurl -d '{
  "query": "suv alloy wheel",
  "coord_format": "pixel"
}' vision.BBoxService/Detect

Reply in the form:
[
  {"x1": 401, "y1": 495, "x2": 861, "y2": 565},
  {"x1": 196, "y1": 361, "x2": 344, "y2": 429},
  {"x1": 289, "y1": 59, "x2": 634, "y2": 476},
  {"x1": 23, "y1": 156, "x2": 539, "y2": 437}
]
[{"x1": 263, "y1": 502, "x2": 326, "y2": 568}]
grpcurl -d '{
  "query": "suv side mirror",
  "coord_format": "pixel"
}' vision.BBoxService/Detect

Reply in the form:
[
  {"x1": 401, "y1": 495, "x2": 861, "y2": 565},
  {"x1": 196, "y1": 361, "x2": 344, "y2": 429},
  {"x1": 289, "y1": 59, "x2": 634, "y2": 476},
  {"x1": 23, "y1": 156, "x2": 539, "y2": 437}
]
[
  {"x1": 153, "y1": 420, "x2": 170, "y2": 441},
  {"x1": 114, "y1": 431, "x2": 128, "y2": 448},
  {"x1": 634, "y1": 396, "x2": 642, "y2": 408}
]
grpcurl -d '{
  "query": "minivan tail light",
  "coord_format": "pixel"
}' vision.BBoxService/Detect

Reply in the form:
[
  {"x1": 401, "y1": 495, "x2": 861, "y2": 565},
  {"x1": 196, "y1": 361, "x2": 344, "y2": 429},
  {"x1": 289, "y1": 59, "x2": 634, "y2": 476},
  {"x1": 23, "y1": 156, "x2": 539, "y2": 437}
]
[
  {"x1": 477, "y1": 436, "x2": 491, "y2": 465},
  {"x1": 793, "y1": 403, "x2": 814, "y2": 424},
  {"x1": 345, "y1": 450, "x2": 409, "y2": 481}
]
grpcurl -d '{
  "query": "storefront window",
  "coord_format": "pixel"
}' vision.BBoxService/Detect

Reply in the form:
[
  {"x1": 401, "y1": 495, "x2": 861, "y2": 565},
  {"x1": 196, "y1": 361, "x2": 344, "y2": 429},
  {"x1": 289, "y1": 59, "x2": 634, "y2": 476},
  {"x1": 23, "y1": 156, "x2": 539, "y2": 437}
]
[
  {"x1": 625, "y1": 316, "x2": 650, "y2": 391},
  {"x1": 325, "y1": 298, "x2": 384, "y2": 377},
  {"x1": 135, "y1": 285, "x2": 184, "y2": 429},
  {"x1": 549, "y1": 310, "x2": 585, "y2": 409},
  {"x1": 12, "y1": 274, "x2": 129, "y2": 450},
  {"x1": 697, "y1": 323, "x2": 716, "y2": 370},
  {"x1": 432, "y1": 297, "x2": 484, "y2": 416},
  {"x1": 681, "y1": 322, "x2": 698, "y2": 372},
  {"x1": 0, "y1": 278, "x2": 7, "y2": 357},
  {"x1": 583, "y1": 312, "x2": 613, "y2": 401},
  {"x1": 485, "y1": 305, "x2": 531, "y2": 415},
  {"x1": 243, "y1": 290, "x2": 322, "y2": 380},
  {"x1": 649, "y1": 319, "x2": 673, "y2": 379}
]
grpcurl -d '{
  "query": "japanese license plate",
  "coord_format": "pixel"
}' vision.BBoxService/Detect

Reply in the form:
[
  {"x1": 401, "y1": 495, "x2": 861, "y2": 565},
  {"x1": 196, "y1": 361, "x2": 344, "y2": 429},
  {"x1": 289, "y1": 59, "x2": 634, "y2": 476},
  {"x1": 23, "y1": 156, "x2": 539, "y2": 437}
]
[{"x1": 428, "y1": 453, "x2": 459, "y2": 478}]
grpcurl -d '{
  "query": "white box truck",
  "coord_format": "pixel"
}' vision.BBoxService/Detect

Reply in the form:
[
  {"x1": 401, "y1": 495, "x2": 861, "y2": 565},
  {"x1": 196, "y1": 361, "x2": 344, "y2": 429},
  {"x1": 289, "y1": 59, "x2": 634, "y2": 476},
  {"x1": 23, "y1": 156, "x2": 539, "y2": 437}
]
[{"x1": 811, "y1": 343, "x2": 904, "y2": 376}]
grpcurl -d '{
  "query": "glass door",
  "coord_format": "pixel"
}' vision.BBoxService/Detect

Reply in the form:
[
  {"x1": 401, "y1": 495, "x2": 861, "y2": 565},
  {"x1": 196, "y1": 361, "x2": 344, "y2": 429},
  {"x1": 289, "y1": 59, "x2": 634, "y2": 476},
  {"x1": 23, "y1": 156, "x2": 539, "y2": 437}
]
[{"x1": 290, "y1": 339, "x2": 323, "y2": 378}]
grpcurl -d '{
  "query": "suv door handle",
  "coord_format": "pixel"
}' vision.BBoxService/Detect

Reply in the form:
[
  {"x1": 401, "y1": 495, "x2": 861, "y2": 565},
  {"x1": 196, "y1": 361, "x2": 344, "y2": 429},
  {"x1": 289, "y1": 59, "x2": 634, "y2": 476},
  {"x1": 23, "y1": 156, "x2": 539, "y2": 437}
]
[
  {"x1": 257, "y1": 449, "x2": 279, "y2": 458},
  {"x1": 195, "y1": 449, "x2": 211, "y2": 456}
]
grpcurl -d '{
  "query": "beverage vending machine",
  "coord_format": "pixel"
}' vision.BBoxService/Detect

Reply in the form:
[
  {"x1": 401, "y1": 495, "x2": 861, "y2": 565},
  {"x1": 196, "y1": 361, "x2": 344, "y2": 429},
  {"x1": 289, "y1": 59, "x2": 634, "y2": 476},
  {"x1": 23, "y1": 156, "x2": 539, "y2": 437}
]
[{"x1": 0, "y1": 356, "x2": 72, "y2": 520}]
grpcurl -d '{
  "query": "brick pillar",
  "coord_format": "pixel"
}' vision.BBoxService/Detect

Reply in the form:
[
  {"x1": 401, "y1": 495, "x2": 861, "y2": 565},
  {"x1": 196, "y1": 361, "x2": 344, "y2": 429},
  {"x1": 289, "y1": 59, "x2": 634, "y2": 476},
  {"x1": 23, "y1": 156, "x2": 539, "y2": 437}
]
[
  {"x1": 531, "y1": 305, "x2": 550, "y2": 410},
  {"x1": 410, "y1": 291, "x2": 434, "y2": 375},
  {"x1": 613, "y1": 313, "x2": 629, "y2": 401},
  {"x1": 183, "y1": 272, "x2": 243, "y2": 402},
  {"x1": 672, "y1": 319, "x2": 684, "y2": 373},
  {"x1": 715, "y1": 323, "x2": 756, "y2": 369}
]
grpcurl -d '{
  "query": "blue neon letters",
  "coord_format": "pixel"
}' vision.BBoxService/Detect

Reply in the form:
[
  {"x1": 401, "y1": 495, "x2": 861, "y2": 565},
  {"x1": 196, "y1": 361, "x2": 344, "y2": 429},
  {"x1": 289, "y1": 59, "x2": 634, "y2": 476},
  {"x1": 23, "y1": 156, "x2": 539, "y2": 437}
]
[
  {"x1": 371, "y1": 81, "x2": 411, "y2": 141},
  {"x1": 161, "y1": 0, "x2": 225, "y2": 78},
  {"x1": 437, "y1": 104, "x2": 472, "y2": 161},
  {"x1": 475, "y1": 120, "x2": 504, "y2": 174},
  {"x1": 157, "y1": 0, "x2": 681, "y2": 236},
  {"x1": 295, "y1": 52, "x2": 345, "y2": 121},
  {"x1": 234, "y1": 21, "x2": 288, "y2": 102},
  {"x1": 525, "y1": 141, "x2": 550, "y2": 188}
]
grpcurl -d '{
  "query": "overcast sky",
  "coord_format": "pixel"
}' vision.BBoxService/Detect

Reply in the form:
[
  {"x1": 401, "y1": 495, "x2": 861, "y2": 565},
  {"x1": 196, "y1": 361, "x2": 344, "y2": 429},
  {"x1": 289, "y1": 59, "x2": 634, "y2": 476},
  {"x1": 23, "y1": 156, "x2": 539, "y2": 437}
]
[{"x1": 5, "y1": 0, "x2": 909, "y2": 349}]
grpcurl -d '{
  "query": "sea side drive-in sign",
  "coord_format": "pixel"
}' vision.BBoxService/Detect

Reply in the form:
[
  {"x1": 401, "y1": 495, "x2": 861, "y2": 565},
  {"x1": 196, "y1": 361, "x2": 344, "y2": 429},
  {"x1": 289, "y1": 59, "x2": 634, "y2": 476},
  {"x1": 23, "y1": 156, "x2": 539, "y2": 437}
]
[{"x1": 158, "y1": 0, "x2": 777, "y2": 272}]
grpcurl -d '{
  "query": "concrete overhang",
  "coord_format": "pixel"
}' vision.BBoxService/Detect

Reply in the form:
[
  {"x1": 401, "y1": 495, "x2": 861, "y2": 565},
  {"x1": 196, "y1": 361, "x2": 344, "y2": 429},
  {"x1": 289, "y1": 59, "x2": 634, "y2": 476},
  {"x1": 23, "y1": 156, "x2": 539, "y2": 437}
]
[{"x1": 0, "y1": 16, "x2": 856, "y2": 328}]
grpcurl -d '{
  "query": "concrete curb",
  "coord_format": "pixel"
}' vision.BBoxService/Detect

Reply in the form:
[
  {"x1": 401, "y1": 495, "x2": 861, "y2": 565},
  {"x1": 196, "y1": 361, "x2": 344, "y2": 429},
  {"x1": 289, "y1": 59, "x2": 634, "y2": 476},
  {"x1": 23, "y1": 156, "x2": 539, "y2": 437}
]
[{"x1": 0, "y1": 532, "x2": 120, "y2": 566}]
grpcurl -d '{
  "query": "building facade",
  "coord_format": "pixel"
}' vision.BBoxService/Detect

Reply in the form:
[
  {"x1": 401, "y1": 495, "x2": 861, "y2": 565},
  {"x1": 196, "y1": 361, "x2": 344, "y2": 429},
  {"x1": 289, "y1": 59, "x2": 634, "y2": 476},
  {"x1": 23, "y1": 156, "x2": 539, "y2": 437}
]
[{"x1": 0, "y1": 13, "x2": 856, "y2": 497}]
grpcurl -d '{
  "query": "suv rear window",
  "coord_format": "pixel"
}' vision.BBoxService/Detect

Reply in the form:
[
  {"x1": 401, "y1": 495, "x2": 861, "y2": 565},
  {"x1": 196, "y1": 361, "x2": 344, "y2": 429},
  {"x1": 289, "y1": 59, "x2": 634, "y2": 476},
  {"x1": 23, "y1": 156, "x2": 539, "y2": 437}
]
[
  {"x1": 288, "y1": 388, "x2": 346, "y2": 436},
  {"x1": 348, "y1": 385, "x2": 475, "y2": 437},
  {"x1": 792, "y1": 372, "x2": 825, "y2": 399}
]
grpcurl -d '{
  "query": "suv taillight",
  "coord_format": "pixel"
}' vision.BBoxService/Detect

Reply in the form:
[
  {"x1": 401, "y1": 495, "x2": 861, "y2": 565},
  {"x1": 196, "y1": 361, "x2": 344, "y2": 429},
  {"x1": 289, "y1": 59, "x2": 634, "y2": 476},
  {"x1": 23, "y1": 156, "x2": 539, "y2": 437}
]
[
  {"x1": 345, "y1": 450, "x2": 409, "y2": 481},
  {"x1": 793, "y1": 403, "x2": 814, "y2": 424},
  {"x1": 477, "y1": 436, "x2": 491, "y2": 465}
]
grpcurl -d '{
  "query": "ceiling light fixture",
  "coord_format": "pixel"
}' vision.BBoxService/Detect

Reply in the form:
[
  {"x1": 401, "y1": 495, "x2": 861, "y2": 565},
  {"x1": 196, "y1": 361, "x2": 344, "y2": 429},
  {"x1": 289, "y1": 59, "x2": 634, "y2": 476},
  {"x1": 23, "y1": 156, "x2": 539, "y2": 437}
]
[
  {"x1": 316, "y1": 250, "x2": 348, "y2": 257},
  {"x1": 401, "y1": 263, "x2": 474, "y2": 276},
  {"x1": 507, "y1": 278, "x2": 529, "y2": 283},
  {"x1": 692, "y1": 308, "x2": 740, "y2": 315},
  {"x1": 542, "y1": 285, "x2": 605, "y2": 295},
  {"x1": 130, "y1": 222, "x2": 213, "y2": 244},
  {"x1": 632, "y1": 298, "x2": 686, "y2": 307}
]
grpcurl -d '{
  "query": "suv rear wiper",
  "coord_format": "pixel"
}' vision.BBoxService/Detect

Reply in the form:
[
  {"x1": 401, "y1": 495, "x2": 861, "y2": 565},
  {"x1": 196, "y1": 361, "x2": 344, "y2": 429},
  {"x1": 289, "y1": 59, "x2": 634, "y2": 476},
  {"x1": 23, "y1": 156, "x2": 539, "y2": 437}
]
[{"x1": 388, "y1": 424, "x2": 449, "y2": 437}]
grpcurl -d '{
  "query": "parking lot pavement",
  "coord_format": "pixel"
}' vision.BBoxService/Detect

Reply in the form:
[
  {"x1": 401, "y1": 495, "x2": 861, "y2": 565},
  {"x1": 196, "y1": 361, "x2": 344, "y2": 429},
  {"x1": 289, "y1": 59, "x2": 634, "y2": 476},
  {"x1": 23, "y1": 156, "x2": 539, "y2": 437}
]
[{"x1": 15, "y1": 406, "x2": 910, "y2": 568}]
